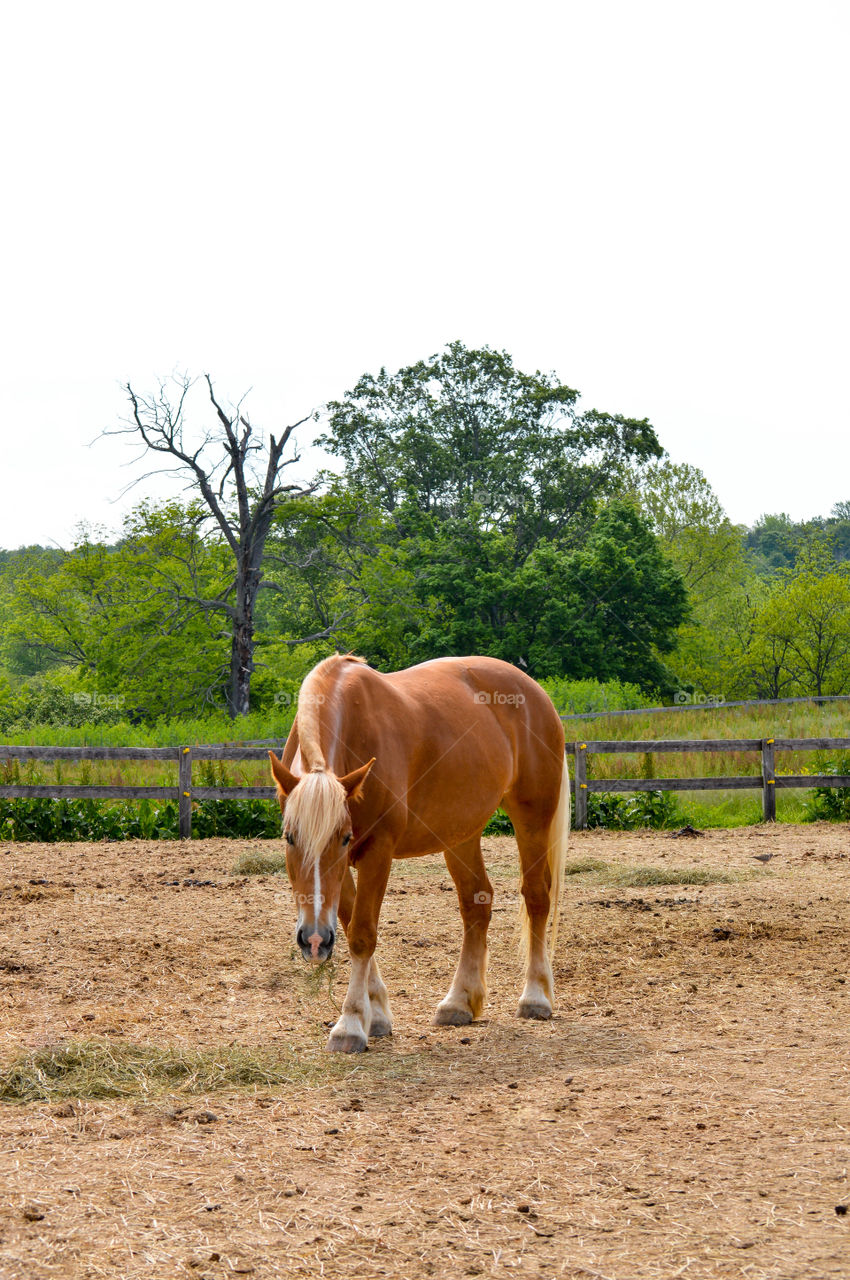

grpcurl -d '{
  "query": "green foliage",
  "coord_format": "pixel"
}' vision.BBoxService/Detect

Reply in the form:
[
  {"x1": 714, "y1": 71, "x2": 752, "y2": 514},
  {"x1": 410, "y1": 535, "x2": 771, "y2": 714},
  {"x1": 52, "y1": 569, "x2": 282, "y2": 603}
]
[
  {"x1": 405, "y1": 501, "x2": 687, "y2": 689},
  {"x1": 483, "y1": 809, "x2": 514, "y2": 835},
  {"x1": 0, "y1": 758, "x2": 281, "y2": 842},
  {"x1": 322, "y1": 340, "x2": 662, "y2": 539},
  {"x1": 745, "y1": 538, "x2": 850, "y2": 696},
  {"x1": 4, "y1": 346, "x2": 850, "y2": 733},
  {"x1": 745, "y1": 512, "x2": 799, "y2": 571},
  {"x1": 0, "y1": 668, "x2": 130, "y2": 734},
  {"x1": 540, "y1": 676, "x2": 654, "y2": 716},
  {"x1": 581, "y1": 789, "x2": 683, "y2": 830},
  {"x1": 4, "y1": 510, "x2": 232, "y2": 720},
  {"x1": 803, "y1": 753, "x2": 850, "y2": 821},
  {"x1": 0, "y1": 795, "x2": 281, "y2": 843}
]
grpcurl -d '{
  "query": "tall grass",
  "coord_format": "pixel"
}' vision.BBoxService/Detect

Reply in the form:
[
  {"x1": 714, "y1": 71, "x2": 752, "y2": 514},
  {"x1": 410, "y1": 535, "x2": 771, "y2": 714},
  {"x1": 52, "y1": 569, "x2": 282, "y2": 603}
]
[
  {"x1": 0, "y1": 706, "x2": 296, "y2": 748},
  {"x1": 565, "y1": 699, "x2": 850, "y2": 747}
]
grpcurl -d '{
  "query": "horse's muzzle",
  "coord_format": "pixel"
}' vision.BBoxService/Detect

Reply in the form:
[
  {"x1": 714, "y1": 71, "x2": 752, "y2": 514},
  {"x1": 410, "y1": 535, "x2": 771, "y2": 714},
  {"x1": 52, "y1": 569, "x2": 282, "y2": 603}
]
[{"x1": 296, "y1": 922, "x2": 335, "y2": 963}]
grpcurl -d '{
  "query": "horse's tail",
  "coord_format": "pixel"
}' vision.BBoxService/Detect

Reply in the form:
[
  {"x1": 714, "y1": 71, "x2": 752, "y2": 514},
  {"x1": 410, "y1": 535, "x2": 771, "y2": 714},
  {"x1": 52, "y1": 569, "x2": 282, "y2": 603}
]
[
  {"x1": 519, "y1": 753, "x2": 571, "y2": 965},
  {"x1": 545, "y1": 754, "x2": 571, "y2": 963}
]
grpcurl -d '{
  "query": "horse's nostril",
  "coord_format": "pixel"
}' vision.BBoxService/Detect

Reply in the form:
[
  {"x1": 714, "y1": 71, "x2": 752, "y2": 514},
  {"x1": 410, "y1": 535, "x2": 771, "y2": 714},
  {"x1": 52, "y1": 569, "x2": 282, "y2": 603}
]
[
  {"x1": 296, "y1": 925, "x2": 308, "y2": 950},
  {"x1": 326, "y1": 929, "x2": 335, "y2": 951}
]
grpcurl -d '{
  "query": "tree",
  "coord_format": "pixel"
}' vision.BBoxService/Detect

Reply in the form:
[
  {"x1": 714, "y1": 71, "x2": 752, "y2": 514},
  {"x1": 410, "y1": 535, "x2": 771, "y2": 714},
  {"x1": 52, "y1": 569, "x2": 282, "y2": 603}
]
[
  {"x1": 745, "y1": 513, "x2": 798, "y2": 572},
  {"x1": 630, "y1": 460, "x2": 752, "y2": 699},
  {"x1": 748, "y1": 539, "x2": 850, "y2": 696},
  {"x1": 321, "y1": 341, "x2": 664, "y2": 557},
  {"x1": 406, "y1": 501, "x2": 689, "y2": 690},
  {"x1": 630, "y1": 460, "x2": 742, "y2": 595},
  {"x1": 6, "y1": 511, "x2": 232, "y2": 719},
  {"x1": 107, "y1": 375, "x2": 321, "y2": 717}
]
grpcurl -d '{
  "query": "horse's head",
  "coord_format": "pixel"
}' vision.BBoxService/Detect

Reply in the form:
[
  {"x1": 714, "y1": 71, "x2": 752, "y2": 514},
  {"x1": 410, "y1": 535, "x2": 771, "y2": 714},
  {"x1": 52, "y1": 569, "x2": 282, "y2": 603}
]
[{"x1": 268, "y1": 753, "x2": 374, "y2": 964}]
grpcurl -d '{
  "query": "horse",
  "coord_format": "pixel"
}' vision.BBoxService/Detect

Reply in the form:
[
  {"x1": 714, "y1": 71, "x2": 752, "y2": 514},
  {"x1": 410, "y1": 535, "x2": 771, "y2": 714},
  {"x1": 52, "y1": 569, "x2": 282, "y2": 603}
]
[{"x1": 268, "y1": 653, "x2": 569, "y2": 1053}]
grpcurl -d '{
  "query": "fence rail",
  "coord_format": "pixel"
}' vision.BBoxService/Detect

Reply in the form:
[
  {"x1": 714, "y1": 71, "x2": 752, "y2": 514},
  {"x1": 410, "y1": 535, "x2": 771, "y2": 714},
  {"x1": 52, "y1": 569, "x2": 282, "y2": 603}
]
[
  {"x1": 568, "y1": 736, "x2": 850, "y2": 828},
  {"x1": 0, "y1": 744, "x2": 278, "y2": 838},
  {"x1": 2, "y1": 737, "x2": 850, "y2": 837}
]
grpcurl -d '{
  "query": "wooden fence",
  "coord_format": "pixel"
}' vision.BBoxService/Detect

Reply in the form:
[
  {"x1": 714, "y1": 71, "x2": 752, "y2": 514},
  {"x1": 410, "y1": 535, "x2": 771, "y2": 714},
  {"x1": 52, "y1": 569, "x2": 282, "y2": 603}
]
[
  {"x1": 569, "y1": 737, "x2": 850, "y2": 828},
  {"x1": 0, "y1": 745, "x2": 276, "y2": 839},
  {"x1": 2, "y1": 737, "x2": 850, "y2": 836}
]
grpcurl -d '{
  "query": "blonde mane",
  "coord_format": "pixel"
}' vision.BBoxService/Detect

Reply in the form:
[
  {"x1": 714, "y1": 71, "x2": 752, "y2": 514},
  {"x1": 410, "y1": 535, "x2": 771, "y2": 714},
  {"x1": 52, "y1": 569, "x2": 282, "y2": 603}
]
[
  {"x1": 285, "y1": 656, "x2": 367, "y2": 865},
  {"x1": 284, "y1": 770, "x2": 349, "y2": 868},
  {"x1": 297, "y1": 654, "x2": 367, "y2": 772}
]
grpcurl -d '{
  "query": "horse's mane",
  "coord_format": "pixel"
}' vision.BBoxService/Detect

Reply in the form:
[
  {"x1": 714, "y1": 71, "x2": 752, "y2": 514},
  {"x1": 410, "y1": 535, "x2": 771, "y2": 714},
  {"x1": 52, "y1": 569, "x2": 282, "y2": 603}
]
[
  {"x1": 284, "y1": 770, "x2": 349, "y2": 868},
  {"x1": 297, "y1": 653, "x2": 367, "y2": 771},
  {"x1": 286, "y1": 654, "x2": 367, "y2": 865}
]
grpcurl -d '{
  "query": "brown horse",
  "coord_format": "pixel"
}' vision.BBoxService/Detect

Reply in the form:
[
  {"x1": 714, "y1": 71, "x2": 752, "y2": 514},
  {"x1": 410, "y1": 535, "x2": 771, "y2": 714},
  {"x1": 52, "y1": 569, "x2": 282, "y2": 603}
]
[{"x1": 269, "y1": 654, "x2": 569, "y2": 1053}]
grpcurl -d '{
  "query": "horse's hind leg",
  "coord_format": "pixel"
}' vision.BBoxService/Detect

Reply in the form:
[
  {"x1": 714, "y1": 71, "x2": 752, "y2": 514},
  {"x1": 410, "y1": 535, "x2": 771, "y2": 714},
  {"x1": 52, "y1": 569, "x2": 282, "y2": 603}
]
[
  {"x1": 506, "y1": 814, "x2": 555, "y2": 1020},
  {"x1": 338, "y1": 867, "x2": 393, "y2": 1038},
  {"x1": 434, "y1": 836, "x2": 493, "y2": 1026}
]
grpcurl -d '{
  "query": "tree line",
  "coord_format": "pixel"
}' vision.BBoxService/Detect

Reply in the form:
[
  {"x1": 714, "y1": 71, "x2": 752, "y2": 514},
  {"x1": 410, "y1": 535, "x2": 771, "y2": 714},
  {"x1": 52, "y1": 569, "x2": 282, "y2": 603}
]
[{"x1": 1, "y1": 341, "x2": 849, "y2": 729}]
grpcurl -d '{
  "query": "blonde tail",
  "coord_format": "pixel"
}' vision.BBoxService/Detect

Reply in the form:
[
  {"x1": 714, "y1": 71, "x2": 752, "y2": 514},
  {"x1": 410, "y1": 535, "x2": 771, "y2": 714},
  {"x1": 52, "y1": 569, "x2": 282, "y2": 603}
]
[
  {"x1": 518, "y1": 754, "x2": 571, "y2": 965},
  {"x1": 545, "y1": 755, "x2": 571, "y2": 964}
]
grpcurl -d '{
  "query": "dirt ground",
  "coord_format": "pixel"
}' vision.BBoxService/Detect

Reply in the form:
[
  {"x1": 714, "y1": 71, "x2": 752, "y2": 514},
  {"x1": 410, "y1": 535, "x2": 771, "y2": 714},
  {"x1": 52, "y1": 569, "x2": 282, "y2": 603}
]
[{"x1": 0, "y1": 823, "x2": 847, "y2": 1280}]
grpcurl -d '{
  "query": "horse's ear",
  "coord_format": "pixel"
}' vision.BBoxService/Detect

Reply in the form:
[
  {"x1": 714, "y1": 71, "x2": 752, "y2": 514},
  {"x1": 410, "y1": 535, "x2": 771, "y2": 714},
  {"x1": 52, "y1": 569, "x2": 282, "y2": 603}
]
[
  {"x1": 339, "y1": 758, "x2": 375, "y2": 802},
  {"x1": 268, "y1": 751, "x2": 300, "y2": 797}
]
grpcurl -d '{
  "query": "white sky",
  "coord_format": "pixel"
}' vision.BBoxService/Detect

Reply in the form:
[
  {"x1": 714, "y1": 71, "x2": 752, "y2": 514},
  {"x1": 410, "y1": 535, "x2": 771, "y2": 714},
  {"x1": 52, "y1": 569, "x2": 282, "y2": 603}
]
[{"x1": 1, "y1": 0, "x2": 848, "y2": 549}]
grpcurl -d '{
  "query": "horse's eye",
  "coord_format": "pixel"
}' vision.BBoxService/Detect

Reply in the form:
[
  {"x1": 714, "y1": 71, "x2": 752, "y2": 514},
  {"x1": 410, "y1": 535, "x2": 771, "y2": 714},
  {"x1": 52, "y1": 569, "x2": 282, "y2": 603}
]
[
  {"x1": 285, "y1": 831, "x2": 295, "y2": 847},
  {"x1": 342, "y1": 833, "x2": 352, "y2": 846}
]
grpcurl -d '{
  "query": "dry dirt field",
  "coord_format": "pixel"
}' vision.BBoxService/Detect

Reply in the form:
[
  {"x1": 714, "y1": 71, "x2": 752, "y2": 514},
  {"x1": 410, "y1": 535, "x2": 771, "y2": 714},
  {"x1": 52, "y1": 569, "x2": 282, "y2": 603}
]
[{"x1": 0, "y1": 824, "x2": 847, "y2": 1280}]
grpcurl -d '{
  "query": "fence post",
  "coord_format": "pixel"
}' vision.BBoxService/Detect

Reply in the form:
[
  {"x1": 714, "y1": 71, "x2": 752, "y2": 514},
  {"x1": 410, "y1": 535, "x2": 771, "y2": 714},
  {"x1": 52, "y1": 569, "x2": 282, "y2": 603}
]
[
  {"x1": 179, "y1": 746, "x2": 193, "y2": 839},
  {"x1": 574, "y1": 742, "x2": 588, "y2": 830},
  {"x1": 761, "y1": 737, "x2": 776, "y2": 822}
]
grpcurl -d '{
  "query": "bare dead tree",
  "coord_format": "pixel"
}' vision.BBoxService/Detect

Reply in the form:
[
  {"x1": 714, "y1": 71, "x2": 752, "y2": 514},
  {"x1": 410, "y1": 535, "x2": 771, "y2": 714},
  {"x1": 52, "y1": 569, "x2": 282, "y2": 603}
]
[{"x1": 105, "y1": 373, "x2": 331, "y2": 718}]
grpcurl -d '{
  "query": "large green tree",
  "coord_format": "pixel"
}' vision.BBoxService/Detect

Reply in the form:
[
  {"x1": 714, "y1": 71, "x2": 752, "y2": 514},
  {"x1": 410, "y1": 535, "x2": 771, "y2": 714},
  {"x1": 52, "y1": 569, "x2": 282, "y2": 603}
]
[
  {"x1": 322, "y1": 341, "x2": 663, "y2": 556},
  {"x1": 405, "y1": 501, "x2": 688, "y2": 689}
]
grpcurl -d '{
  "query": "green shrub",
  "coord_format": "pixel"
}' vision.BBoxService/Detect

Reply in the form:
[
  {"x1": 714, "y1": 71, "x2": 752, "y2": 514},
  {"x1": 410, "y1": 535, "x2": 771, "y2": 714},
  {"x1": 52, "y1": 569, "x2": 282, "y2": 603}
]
[
  {"x1": 579, "y1": 789, "x2": 683, "y2": 830},
  {"x1": 483, "y1": 809, "x2": 514, "y2": 835},
  {"x1": 540, "y1": 676, "x2": 655, "y2": 717},
  {"x1": 803, "y1": 752, "x2": 850, "y2": 821}
]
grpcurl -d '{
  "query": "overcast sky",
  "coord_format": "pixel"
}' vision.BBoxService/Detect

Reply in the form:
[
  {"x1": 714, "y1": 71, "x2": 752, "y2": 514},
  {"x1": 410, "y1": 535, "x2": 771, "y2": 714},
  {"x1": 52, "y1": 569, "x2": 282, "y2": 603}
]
[{"x1": 1, "y1": 0, "x2": 847, "y2": 550}]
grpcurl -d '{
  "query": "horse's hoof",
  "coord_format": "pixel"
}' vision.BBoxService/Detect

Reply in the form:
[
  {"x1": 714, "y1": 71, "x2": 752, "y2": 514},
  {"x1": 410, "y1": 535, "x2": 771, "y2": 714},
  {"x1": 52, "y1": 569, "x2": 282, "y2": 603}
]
[
  {"x1": 517, "y1": 999, "x2": 552, "y2": 1021},
  {"x1": 369, "y1": 1014, "x2": 393, "y2": 1038},
  {"x1": 433, "y1": 1003, "x2": 474, "y2": 1026},
  {"x1": 327, "y1": 1031, "x2": 368, "y2": 1053}
]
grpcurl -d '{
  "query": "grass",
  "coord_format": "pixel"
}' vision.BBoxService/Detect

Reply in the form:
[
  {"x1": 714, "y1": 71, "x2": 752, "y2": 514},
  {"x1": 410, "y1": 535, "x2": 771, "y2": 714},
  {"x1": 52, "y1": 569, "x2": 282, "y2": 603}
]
[
  {"x1": 0, "y1": 1039, "x2": 332, "y2": 1104},
  {"x1": 231, "y1": 849, "x2": 288, "y2": 876},
  {"x1": 563, "y1": 857, "x2": 610, "y2": 876},
  {"x1": 606, "y1": 865, "x2": 754, "y2": 887},
  {"x1": 561, "y1": 859, "x2": 756, "y2": 887},
  {"x1": 0, "y1": 707, "x2": 296, "y2": 749},
  {"x1": 564, "y1": 698, "x2": 850, "y2": 744}
]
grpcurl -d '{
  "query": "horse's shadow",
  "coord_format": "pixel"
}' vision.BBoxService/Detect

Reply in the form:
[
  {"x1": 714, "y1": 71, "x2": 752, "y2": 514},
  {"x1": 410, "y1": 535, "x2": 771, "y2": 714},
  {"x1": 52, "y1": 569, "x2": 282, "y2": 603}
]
[{"x1": 360, "y1": 1012, "x2": 646, "y2": 1085}]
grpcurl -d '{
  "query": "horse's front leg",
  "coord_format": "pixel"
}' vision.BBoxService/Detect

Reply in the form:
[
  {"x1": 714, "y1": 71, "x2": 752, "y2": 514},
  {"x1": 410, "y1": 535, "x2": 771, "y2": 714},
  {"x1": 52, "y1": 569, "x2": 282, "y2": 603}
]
[
  {"x1": 337, "y1": 868, "x2": 393, "y2": 1040},
  {"x1": 328, "y1": 853, "x2": 393, "y2": 1053}
]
